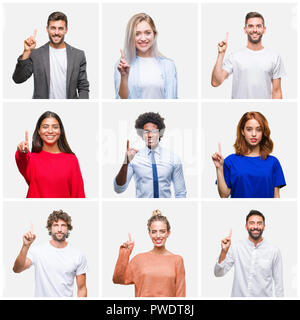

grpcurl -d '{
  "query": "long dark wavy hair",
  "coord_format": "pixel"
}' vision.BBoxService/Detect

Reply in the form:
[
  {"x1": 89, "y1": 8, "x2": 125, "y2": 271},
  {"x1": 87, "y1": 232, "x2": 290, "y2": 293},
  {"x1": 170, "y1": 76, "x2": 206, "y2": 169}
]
[{"x1": 32, "y1": 111, "x2": 74, "y2": 154}]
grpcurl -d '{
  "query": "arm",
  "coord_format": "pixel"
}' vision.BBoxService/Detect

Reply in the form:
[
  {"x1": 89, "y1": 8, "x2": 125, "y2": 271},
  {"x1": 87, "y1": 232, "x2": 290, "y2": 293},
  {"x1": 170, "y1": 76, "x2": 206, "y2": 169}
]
[
  {"x1": 77, "y1": 52, "x2": 89, "y2": 99},
  {"x1": 12, "y1": 30, "x2": 37, "y2": 84},
  {"x1": 274, "y1": 187, "x2": 280, "y2": 198},
  {"x1": 115, "y1": 50, "x2": 130, "y2": 99},
  {"x1": 216, "y1": 166, "x2": 231, "y2": 198},
  {"x1": 175, "y1": 257, "x2": 186, "y2": 297},
  {"x1": 172, "y1": 159, "x2": 187, "y2": 198},
  {"x1": 76, "y1": 274, "x2": 87, "y2": 297},
  {"x1": 13, "y1": 229, "x2": 36, "y2": 273},
  {"x1": 70, "y1": 156, "x2": 85, "y2": 198},
  {"x1": 15, "y1": 149, "x2": 31, "y2": 184},
  {"x1": 272, "y1": 249, "x2": 284, "y2": 297},
  {"x1": 113, "y1": 237, "x2": 134, "y2": 285},
  {"x1": 211, "y1": 33, "x2": 229, "y2": 87},
  {"x1": 164, "y1": 60, "x2": 178, "y2": 99},
  {"x1": 272, "y1": 78, "x2": 282, "y2": 99}
]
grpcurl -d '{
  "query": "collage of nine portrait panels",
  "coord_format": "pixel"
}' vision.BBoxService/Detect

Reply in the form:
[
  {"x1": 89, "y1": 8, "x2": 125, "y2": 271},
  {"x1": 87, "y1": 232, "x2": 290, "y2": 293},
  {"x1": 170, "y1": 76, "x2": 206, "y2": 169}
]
[{"x1": 0, "y1": 1, "x2": 298, "y2": 299}]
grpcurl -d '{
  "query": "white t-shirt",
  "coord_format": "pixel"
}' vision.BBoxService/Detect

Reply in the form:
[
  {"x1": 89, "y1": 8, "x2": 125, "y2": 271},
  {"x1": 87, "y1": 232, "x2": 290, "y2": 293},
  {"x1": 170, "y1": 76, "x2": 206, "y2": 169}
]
[
  {"x1": 27, "y1": 242, "x2": 88, "y2": 297},
  {"x1": 49, "y1": 46, "x2": 67, "y2": 99},
  {"x1": 138, "y1": 56, "x2": 164, "y2": 99},
  {"x1": 222, "y1": 48, "x2": 286, "y2": 99}
]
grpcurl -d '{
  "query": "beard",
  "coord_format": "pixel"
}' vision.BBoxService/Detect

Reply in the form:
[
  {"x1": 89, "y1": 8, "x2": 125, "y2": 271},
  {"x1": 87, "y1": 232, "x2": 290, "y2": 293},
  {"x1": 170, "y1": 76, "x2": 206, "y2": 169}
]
[
  {"x1": 247, "y1": 33, "x2": 263, "y2": 44},
  {"x1": 247, "y1": 228, "x2": 264, "y2": 241},
  {"x1": 48, "y1": 34, "x2": 65, "y2": 46},
  {"x1": 51, "y1": 232, "x2": 68, "y2": 242}
]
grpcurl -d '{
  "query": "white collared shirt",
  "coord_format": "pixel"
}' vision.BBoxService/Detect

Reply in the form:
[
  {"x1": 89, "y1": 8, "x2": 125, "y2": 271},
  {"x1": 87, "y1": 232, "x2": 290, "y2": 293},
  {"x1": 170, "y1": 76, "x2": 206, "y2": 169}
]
[
  {"x1": 114, "y1": 146, "x2": 186, "y2": 198},
  {"x1": 214, "y1": 238, "x2": 284, "y2": 297}
]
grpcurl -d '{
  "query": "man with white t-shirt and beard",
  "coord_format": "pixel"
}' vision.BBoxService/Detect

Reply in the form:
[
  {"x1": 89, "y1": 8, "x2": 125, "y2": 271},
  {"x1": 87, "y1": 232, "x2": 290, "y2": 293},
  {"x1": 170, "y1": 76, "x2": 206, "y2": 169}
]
[
  {"x1": 211, "y1": 12, "x2": 285, "y2": 99},
  {"x1": 13, "y1": 210, "x2": 88, "y2": 297}
]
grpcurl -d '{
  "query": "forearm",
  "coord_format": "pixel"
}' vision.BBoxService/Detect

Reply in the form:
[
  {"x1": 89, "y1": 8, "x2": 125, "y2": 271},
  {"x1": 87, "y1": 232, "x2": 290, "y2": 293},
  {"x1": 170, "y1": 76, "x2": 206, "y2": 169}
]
[
  {"x1": 274, "y1": 187, "x2": 280, "y2": 198},
  {"x1": 77, "y1": 286, "x2": 87, "y2": 297},
  {"x1": 272, "y1": 88, "x2": 282, "y2": 99},
  {"x1": 118, "y1": 76, "x2": 129, "y2": 99},
  {"x1": 20, "y1": 50, "x2": 32, "y2": 60},
  {"x1": 218, "y1": 249, "x2": 227, "y2": 264},
  {"x1": 115, "y1": 164, "x2": 129, "y2": 186},
  {"x1": 13, "y1": 245, "x2": 29, "y2": 273},
  {"x1": 211, "y1": 53, "x2": 226, "y2": 87},
  {"x1": 216, "y1": 167, "x2": 230, "y2": 198}
]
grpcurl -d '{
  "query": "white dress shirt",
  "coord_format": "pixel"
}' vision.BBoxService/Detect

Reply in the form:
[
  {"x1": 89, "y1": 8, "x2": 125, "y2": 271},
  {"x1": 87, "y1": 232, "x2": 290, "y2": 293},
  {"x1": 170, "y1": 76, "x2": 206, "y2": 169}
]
[
  {"x1": 214, "y1": 238, "x2": 284, "y2": 297},
  {"x1": 114, "y1": 145, "x2": 186, "y2": 198}
]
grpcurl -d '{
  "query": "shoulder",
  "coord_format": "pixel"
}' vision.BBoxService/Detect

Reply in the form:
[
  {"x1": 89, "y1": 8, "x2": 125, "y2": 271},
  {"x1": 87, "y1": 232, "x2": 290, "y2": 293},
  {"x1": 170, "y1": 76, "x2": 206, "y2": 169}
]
[
  {"x1": 266, "y1": 155, "x2": 280, "y2": 164},
  {"x1": 224, "y1": 153, "x2": 239, "y2": 162},
  {"x1": 263, "y1": 239, "x2": 281, "y2": 254},
  {"x1": 158, "y1": 56, "x2": 176, "y2": 68},
  {"x1": 67, "y1": 245, "x2": 85, "y2": 257},
  {"x1": 263, "y1": 48, "x2": 281, "y2": 58},
  {"x1": 66, "y1": 43, "x2": 84, "y2": 54}
]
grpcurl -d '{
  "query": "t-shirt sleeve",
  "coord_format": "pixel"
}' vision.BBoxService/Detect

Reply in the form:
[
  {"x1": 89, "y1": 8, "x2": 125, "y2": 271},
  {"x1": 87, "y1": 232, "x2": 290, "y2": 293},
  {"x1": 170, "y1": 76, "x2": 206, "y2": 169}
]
[
  {"x1": 273, "y1": 157, "x2": 286, "y2": 188},
  {"x1": 76, "y1": 252, "x2": 88, "y2": 276},
  {"x1": 222, "y1": 53, "x2": 234, "y2": 76},
  {"x1": 272, "y1": 54, "x2": 286, "y2": 80}
]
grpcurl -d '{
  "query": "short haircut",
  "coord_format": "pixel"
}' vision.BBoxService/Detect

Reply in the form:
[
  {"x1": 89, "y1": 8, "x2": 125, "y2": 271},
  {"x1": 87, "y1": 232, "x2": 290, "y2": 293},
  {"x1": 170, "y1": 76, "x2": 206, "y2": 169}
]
[
  {"x1": 246, "y1": 209, "x2": 265, "y2": 223},
  {"x1": 135, "y1": 112, "x2": 166, "y2": 138},
  {"x1": 47, "y1": 11, "x2": 68, "y2": 28},
  {"x1": 46, "y1": 209, "x2": 73, "y2": 237},
  {"x1": 245, "y1": 12, "x2": 265, "y2": 26}
]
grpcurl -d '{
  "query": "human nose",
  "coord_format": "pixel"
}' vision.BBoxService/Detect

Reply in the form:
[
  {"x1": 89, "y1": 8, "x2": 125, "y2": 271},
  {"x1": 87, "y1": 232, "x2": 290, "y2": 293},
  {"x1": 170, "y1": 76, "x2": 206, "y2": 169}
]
[{"x1": 141, "y1": 33, "x2": 146, "y2": 41}]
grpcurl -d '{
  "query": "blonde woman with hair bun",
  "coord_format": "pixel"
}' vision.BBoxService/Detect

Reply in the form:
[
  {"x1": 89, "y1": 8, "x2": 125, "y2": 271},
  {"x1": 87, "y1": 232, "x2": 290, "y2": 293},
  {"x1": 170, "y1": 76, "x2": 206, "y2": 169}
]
[
  {"x1": 113, "y1": 210, "x2": 186, "y2": 297},
  {"x1": 114, "y1": 13, "x2": 178, "y2": 99}
]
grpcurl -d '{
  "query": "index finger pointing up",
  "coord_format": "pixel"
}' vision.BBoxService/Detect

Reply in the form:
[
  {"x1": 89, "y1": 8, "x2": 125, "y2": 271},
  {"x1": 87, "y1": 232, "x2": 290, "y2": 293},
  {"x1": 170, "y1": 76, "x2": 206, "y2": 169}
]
[
  {"x1": 218, "y1": 142, "x2": 222, "y2": 154},
  {"x1": 126, "y1": 140, "x2": 130, "y2": 150},
  {"x1": 128, "y1": 233, "x2": 132, "y2": 241},
  {"x1": 120, "y1": 49, "x2": 125, "y2": 59},
  {"x1": 228, "y1": 228, "x2": 232, "y2": 238},
  {"x1": 25, "y1": 130, "x2": 29, "y2": 143},
  {"x1": 225, "y1": 32, "x2": 229, "y2": 42},
  {"x1": 32, "y1": 29, "x2": 37, "y2": 39}
]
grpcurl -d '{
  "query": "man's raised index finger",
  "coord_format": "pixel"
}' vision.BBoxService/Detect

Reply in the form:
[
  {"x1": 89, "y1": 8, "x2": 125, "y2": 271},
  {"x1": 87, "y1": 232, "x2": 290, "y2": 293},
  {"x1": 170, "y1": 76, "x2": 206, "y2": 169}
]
[
  {"x1": 128, "y1": 233, "x2": 132, "y2": 241},
  {"x1": 32, "y1": 29, "x2": 37, "y2": 39},
  {"x1": 228, "y1": 228, "x2": 232, "y2": 238},
  {"x1": 225, "y1": 32, "x2": 229, "y2": 42}
]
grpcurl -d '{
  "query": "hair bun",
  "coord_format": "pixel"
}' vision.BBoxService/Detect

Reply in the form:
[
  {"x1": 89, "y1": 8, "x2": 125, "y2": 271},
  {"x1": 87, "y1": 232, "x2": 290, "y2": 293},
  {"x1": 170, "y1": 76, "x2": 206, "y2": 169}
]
[{"x1": 152, "y1": 209, "x2": 162, "y2": 217}]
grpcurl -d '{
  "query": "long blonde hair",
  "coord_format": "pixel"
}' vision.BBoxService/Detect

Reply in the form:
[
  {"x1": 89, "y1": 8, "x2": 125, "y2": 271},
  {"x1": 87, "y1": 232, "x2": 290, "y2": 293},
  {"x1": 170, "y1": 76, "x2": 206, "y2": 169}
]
[{"x1": 124, "y1": 13, "x2": 160, "y2": 64}]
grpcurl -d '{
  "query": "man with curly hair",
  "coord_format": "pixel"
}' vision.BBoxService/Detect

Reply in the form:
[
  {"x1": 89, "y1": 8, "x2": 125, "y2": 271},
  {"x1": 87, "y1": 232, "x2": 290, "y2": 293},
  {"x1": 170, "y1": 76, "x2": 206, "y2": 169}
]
[
  {"x1": 114, "y1": 112, "x2": 186, "y2": 198},
  {"x1": 13, "y1": 210, "x2": 88, "y2": 297}
]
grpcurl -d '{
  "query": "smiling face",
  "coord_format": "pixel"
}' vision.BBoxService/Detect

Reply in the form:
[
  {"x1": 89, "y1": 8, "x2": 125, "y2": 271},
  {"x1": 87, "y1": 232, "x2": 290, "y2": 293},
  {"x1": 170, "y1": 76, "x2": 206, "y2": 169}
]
[
  {"x1": 241, "y1": 118, "x2": 263, "y2": 149},
  {"x1": 38, "y1": 117, "x2": 61, "y2": 147},
  {"x1": 47, "y1": 20, "x2": 68, "y2": 46},
  {"x1": 246, "y1": 215, "x2": 265, "y2": 241},
  {"x1": 51, "y1": 218, "x2": 69, "y2": 242},
  {"x1": 143, "y1": 122, "x2": 160, "y2": 149},
  {"x1": 148, "y1": 220, "x2": 170, "y2": 248},
  {"x1": 135, "y1": 20, "x2": 155, "y2": 56},
  {"x1": 244, "y1": 17, "x2": 266, "y2": 44}
]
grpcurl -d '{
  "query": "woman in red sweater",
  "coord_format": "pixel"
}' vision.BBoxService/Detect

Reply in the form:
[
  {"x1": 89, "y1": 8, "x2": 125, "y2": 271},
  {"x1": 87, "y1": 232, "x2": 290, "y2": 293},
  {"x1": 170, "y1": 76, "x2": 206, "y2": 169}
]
[{"x1": 15, "y1": 111, "x2": 85, "y2": 198}]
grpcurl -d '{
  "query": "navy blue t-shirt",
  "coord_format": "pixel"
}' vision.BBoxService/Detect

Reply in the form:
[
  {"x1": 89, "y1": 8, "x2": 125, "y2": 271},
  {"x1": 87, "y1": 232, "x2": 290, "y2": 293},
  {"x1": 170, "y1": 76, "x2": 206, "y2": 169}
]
[{"x1": 221, "y1": 154, "x2": 286, "y2": 198}]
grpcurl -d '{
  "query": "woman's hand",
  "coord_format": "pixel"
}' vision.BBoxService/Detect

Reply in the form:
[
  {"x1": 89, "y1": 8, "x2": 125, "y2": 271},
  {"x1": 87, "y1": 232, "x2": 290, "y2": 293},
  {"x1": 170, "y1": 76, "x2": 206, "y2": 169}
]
[
  {"x1": 118, "y1": 49, "x2": 130, "y2": 77},
  {"x1": 212, "y1": 142, "x2": 224, "y2": 168},
  {"x1": 121, "y1": 233, "x2": 135, "y2": 254},
  {"x1": 17, "y1": 130, "x2": 29, "y2": 153}
]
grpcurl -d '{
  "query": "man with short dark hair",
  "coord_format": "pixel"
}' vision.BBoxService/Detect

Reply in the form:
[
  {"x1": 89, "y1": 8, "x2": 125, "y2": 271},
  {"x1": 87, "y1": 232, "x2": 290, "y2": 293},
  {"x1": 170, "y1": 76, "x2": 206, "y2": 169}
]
[
  {"x1": 114, "y1": 112, "x2": 187, "y2": 198},
  {"x1": 13, "y1": 11, "x2": 89, "y2": 99},
  {"x1": 214, "y1": 210, "x2": 284, "y2": 297},
  {"x1": 13, "y1": 210, "x2": 88, "y2": 297},
  {"x1": 211, "y1": 12, "x2": 285, "y2": 99}
]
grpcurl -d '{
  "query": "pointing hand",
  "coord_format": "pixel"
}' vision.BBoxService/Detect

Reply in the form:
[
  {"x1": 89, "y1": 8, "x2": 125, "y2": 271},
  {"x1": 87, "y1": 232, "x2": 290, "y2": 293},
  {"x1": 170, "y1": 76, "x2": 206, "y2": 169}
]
[
  {"x1": 121, "y1": 233, "x2": 135, "y2": 254},
  {"x1": 212, "y1": 142, "x2": 224, "y2": 168},
  {"x1": 221, "y1": 229, "x2": 232, "y2": 253},
  {"x1": 24, "y1": 29, "x2": 37, "y2": 53},
  {"x1": 23, "y1": 223, "x2": 36, "y2": 247},
  {"x1": 125, "y1": 140, "x2": 139, "y2": 164},
  {"x1": 17, "y1": 130, "x2": 29, "y2": 154},
  {"x1": 118, "y1": 49, "x2": 130, "y2": 77},
  {"x1": 217, "y1": 32, "x2": 228, "y2": 54}
]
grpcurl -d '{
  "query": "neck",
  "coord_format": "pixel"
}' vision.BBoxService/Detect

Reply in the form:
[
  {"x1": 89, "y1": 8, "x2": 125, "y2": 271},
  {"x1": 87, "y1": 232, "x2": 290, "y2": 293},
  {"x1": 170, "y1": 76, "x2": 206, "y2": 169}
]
[
  {"x1": 49, "y1": 41, "x2": 66, "y2": 49},
  {"x1": 50, "y1": 239, "x2": 68, "y2": 249},
  {"x1": 42, "y1": 143, "x2": 61, "y2": 153},
  {"x1": 151, "y1": 245, "x2": 168, "y2": 255},
  {"x1": 248, "y1": 236, "x2": 263, "y2": 247},
  {"x1": 246, "y1": 144, "x2": 260, "y2": 157},
  {"x1": 247, "y1": 41, "x2": 264, "y2": 51},
  {"x1": 147, "y1": 143, "x2": 159, "y2": 150},
  {"x1": 137, "y1": 50, "x2": 152, "y2": 58}
]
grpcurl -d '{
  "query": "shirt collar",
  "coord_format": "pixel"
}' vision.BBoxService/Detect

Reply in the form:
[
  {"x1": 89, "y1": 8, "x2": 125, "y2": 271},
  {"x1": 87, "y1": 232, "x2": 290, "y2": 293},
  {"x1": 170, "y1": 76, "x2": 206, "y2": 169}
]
[
  {"x1": 146, "y1": 145, "x2": 161, "y2": 156},
  {"x1": 246, "y1": 237, "x2": 264, "y2": 248}
]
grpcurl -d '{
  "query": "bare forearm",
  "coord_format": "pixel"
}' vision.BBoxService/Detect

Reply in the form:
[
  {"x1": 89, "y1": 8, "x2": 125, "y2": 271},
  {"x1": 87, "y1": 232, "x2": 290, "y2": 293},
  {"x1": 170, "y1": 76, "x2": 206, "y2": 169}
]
[
  {"x1": 77, "y1": 286, "x2": 87, "y2": 297},
  {"x1": 118, "y1": 76, "x2": 129, "y2": 99},
  {"x1": 211, "y1": 53, "x2": 226, "y2": 87},
  {"x1": 218, "y1": 250, "x2": 227, "y2": 264},
  {"x1": 272, "y1": 88, "x2": 282, "y2": 99},
  {"x1": 115, "y1": 164, "x2": 129, "y2": 186},
  {"x1": 13, "y1": 245, "x2": 29, "y2": 273},
  {"x1": 216, "y1": 167, "x2": 230, "y2": 198},
  {"x1": 20, "y1": 50, "x2": 32, "y2": 60}
]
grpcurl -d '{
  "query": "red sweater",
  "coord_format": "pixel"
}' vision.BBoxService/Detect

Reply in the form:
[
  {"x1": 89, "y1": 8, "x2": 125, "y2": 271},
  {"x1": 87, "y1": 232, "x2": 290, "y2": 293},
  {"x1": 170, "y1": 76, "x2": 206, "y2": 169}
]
[{"x1": 15, "y1": 150, "x2": 85, "y2": 198}]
